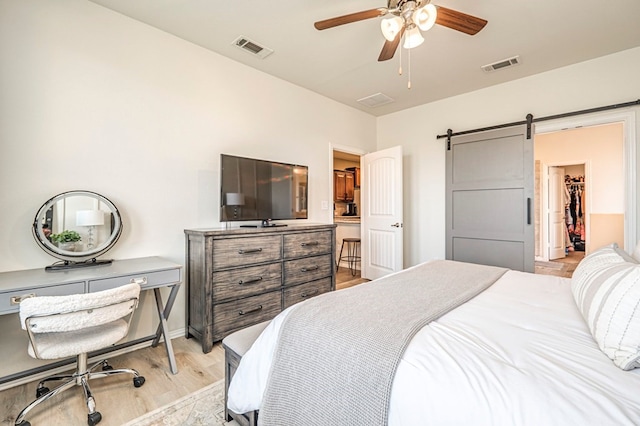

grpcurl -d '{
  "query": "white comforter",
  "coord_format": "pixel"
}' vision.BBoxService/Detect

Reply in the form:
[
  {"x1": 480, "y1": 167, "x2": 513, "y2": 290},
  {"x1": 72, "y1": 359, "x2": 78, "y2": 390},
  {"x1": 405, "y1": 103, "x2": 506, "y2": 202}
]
[{"x1": 228, "y1": 270, "x2": 640, "y2": 425}]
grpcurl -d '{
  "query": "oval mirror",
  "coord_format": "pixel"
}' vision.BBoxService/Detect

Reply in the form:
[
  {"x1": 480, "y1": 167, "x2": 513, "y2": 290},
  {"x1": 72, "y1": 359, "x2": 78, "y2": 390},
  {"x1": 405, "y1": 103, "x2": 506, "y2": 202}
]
[{"x1": 32, "y1": 190, "x2": 122, "y2": 270}]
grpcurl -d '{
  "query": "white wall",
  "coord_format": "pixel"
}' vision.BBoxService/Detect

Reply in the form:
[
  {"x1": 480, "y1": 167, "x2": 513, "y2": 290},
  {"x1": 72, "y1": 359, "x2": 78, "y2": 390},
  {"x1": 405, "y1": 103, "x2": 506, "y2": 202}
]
[
  {"x1": 0, "y1": 0, "x2": 376, "y2": 358},
  {"x1": 377, "y1": 47, "x2": 640, "y2": 267}
]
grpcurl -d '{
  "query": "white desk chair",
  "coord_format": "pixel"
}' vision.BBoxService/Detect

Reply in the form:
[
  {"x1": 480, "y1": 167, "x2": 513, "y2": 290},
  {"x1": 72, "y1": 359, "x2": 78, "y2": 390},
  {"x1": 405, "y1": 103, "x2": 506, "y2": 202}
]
[{"x1": 14, "y1": 283, "x2": 145, "y2": 426}]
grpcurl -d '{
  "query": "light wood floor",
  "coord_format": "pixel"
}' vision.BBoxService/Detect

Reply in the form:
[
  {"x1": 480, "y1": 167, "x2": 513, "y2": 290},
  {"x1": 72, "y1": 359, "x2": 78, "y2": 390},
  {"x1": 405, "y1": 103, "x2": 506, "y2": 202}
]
[
  {"x1": 335, "y1": 266, "x2": 369, "y2": 290},
  {"x1": 1, "y1": 338, "x2": 225, "y2": 426},
  {"x1": 535, "y1": 250, "x2": 585, "y2": 278},
  {"x1": 3, "y1": 271, "x2": 367, "y2": 426}
]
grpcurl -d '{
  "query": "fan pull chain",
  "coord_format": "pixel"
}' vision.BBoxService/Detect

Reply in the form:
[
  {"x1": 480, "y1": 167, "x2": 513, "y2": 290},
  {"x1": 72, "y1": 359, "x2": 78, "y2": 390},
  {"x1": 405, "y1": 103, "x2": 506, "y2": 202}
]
[
  {"x1": 407, "y1": 47, "x2": 412, "y2": 89},
  {"x1": 398, "y1": 39, "x2": 403, "y2": 76}
]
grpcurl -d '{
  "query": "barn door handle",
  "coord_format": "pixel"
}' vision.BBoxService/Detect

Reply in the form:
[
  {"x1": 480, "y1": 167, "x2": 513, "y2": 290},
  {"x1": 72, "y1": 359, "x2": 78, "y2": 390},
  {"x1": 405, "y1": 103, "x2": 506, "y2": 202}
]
[{"x1": 527, "y1": 198, "x2": 532, "y2": 225}]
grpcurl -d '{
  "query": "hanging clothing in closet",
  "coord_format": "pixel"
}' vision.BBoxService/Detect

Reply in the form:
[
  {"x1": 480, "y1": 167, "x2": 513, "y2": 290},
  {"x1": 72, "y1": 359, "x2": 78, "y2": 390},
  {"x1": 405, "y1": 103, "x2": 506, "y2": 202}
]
[{"x1": 564, "y1": 175, "x2": 586, "y2": 252}]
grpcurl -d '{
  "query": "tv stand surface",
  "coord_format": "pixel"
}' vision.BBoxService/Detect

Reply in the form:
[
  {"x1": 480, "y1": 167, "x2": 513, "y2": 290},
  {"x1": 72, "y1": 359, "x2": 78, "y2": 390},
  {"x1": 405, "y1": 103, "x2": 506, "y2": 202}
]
[{"x1": 239, "y1": 224, "x2": 288, "y2": 228}]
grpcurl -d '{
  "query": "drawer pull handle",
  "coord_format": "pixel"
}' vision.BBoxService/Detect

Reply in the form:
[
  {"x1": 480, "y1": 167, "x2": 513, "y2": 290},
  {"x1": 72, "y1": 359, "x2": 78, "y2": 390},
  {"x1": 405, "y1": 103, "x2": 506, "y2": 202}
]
[
  {"x1": 11, "y1": 293, "x2": 36, "y2": 305},
  {"x1": 301, "y1": 241, "x2": 319, "y2": 247},
  {"x1": 130, "y1": 277, "x2": 148, "y2": 285},
  {"x1": 301, "y1": 265, "x2": 319, "y2": 272},
  {"x1": 238, "y1": 248, "x2": 263, "y2": 254},
  {"x1": 301, "y1": 289, "x2": 319, "y2": 298},
  {"x1": 238, "y1": 305, "x2": 263, "y2": 316},
  {"x1": 239, "y1": 277, "x2": 263, "y2": 285}
]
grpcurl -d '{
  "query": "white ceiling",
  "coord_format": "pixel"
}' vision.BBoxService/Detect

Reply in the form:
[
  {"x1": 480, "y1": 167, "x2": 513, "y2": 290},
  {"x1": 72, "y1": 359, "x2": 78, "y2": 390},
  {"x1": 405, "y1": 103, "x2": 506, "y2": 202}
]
[{"x1": 88, "y1": 0, "x2": 640, "y2": 117}]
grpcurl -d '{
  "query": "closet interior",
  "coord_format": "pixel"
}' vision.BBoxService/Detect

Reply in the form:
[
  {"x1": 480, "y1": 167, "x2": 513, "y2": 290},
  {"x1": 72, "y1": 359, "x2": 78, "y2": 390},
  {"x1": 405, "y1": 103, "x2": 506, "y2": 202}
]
[{"x1": 564, "y1": 165, "x2": 586, "y2": 253}]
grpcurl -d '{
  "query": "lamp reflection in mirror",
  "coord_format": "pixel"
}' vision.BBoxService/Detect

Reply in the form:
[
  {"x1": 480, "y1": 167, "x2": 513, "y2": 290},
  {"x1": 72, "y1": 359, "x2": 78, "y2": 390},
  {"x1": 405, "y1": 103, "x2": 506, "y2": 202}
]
[
  {"x1": 226, "y1": 193, "x2": 245, "y2": 220},
  {"x1": 76, "y1": 210, "x2": 104, "y2": 249}
]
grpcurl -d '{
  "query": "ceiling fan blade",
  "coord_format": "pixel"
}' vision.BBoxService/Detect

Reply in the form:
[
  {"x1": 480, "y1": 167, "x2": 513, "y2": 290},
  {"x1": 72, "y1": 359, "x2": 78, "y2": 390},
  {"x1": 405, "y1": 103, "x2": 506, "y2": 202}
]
[
  {"x1": 314, "y1": 8, "x2": 387, "y2": 30},
  {"x1": 378, "y1": 26, "x2": 405, "y2": 62},
  {"x1": 435, "y1": 6, "x2": 487, "y2": 35}
]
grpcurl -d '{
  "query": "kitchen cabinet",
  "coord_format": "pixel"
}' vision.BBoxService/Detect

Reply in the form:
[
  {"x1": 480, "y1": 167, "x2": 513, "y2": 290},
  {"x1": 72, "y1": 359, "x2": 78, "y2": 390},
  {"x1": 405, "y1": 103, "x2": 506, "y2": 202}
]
[
  {"x1": 334, "y1": 170, "x2": 355, "y2": 202},
  {"x1": 346, "y1": 167, "x2": 360, "y2": 188}
]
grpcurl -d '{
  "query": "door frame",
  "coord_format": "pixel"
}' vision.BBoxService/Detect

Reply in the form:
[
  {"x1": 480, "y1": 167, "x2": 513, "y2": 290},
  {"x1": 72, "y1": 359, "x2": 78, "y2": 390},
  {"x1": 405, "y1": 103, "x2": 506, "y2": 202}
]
[
  {"x1": 535, "y1": 110, "x2": 636, "y2": 252},
  {"x1": 539, "y1": 161, "x2": 590, "y2": 261}
]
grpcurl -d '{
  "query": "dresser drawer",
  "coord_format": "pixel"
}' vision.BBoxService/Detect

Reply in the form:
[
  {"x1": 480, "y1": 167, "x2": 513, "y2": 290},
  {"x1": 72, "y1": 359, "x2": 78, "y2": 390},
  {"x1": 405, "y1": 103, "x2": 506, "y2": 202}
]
[
  {"x1": 88, "y1": 268, "x2": 181, "y2": 292},
  {"x1": 283, "y1": 277, "x2": 332, "y2": 310},
  {"x1": 284, "y1": 231, "x2": 332, "y2": 259},
  {"x1": 212, "y1": 263, "x2": 282, "y2": 302},
  {"x1": 212, "y1": 291, "x2": 281, "y2": 341},
  {"x1": 213, "y1": 235, "x2": 282, "y2": 270},
  {"x1": 0, "y1": 282, "x2": 85, "y2": 314},
  {"x1": 283, "y1": 254, "x2": 333, "y2": 287}
]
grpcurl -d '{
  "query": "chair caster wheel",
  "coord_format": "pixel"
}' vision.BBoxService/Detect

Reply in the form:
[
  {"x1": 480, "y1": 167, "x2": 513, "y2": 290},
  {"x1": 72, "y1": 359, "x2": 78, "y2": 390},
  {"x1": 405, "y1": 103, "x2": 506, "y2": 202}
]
[
  {"x1": 16, "y1": 421, "x2": 31, "y2": 426},
  {"x1": 133, "y1": 376, "x2": 145, "y2": 387},
  {"x1": 101, "y1": 364, "x2": 114, "y2": 371},
  {"x1": 87, "y1": 411, "x2": 102, "y2": 426},
  {"x1": 36, "y1": 386, "x2": 50, "y2": 398}
]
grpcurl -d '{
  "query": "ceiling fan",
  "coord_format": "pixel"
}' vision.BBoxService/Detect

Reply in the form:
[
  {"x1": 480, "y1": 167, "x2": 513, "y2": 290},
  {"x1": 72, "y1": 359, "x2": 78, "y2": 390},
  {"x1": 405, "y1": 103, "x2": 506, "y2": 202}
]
[{"x1": 314, "y1": 0, "x2": 487, "y2": 62}]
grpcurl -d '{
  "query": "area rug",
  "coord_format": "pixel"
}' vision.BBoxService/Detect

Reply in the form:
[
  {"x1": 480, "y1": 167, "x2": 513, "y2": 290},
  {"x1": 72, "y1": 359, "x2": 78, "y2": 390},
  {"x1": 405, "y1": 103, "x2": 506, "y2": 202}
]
[
  {"x1": 534, "y1": 260, "x2": 565, "y2": 270},
  {"x1": 124, "y1": 379, "x2": 238, "y2": 426}
]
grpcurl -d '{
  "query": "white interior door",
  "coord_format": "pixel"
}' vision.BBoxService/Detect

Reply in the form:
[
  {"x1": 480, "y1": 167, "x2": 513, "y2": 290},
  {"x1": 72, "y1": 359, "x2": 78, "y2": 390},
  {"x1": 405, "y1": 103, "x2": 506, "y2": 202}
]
[
  {"x1": 548, "y1": 166, "x2": 567, "y2": 260},
  {"x1": 362, "y1": 145, "x2": 403, "y2": 280}
]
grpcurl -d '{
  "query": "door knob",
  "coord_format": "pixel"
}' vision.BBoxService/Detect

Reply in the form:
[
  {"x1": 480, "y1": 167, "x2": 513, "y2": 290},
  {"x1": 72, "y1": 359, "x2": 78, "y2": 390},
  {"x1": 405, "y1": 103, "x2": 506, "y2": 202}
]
[{"x1": 391, "y1": 223, "x2": 402, "y2": 228}]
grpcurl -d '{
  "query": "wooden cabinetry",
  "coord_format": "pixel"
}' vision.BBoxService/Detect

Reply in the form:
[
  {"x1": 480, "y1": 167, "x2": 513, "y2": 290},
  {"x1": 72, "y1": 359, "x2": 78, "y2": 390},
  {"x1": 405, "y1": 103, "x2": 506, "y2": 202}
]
[
  {"x1": 346, "y1": 167, "x2": 360, "y2": 188},
  {"x1": 184, "y1": 224, "x2": 336, "y2": 353},
  {"x1": 334, "y1": 170, "x2": 355, "y2": 202}
]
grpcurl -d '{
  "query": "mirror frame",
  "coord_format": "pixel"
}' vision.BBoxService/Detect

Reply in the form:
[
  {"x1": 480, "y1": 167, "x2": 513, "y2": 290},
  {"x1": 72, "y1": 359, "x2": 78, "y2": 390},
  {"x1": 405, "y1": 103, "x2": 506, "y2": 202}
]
[{"x1": 32, "y1": 190, "x2": 123, "y2": 264}]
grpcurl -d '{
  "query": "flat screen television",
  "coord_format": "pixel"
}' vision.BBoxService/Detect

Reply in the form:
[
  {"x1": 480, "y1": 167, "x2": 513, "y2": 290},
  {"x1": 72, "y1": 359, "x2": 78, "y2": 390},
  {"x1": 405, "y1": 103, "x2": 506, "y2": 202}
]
[{"x1": 220, "y1": 154, "x2": 308, "y2": 225}]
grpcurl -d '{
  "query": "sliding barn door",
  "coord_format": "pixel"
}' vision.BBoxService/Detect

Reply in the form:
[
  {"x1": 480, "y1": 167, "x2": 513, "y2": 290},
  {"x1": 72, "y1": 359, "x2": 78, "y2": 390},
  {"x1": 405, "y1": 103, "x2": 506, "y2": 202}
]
[{"x1": 446, "y1": 125, "x2": 534, "y2": 272}]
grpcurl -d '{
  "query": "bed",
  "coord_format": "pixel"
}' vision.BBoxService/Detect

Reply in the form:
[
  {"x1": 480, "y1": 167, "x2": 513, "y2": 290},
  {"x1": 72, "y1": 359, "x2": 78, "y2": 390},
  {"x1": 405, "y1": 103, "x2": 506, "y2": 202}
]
[{"x1": 227, "y1": 244, "x2": 640, "y2": 425}]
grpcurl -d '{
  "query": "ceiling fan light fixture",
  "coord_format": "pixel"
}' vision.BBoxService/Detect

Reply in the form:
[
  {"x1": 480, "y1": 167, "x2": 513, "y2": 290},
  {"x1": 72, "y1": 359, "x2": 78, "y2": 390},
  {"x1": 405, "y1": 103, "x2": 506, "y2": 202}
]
[
  {"x1": 380, "y1": 16, "x2": 404, "y2": 42},
  {"x1": 403, "y1": 26, "x2": 424, "y2": 49},
  {"x1": 413, "y1": 3, "x2": 437, "y2": 31}
]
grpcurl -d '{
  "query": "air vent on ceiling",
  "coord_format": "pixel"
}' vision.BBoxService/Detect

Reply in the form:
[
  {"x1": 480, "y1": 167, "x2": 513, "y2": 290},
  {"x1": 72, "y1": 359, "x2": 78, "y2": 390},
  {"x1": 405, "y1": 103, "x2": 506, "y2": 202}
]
[
  {"x1": 357, "y1": 92, "x2": 395, "y2": 108},
  {"x1": 481, "y1": 55, "x2": 521, "y2": 73},
  {"x1": 232, "y1": 36, "x2": 273, "y2": 59}
]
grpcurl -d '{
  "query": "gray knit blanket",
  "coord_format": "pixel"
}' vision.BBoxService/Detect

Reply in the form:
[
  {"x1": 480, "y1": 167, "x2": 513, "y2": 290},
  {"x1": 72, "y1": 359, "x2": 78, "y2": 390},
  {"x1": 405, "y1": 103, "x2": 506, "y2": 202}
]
[{"x1": 258, "y1": 260, "x2": 508, "y2": 426}]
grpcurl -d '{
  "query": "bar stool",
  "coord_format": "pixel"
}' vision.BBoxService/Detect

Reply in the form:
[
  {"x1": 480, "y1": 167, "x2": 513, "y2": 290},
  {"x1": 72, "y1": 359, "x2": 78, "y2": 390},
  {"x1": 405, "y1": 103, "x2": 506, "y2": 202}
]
[{"x1": 336, "y1": 238, "x2": 361, "y2": 276}]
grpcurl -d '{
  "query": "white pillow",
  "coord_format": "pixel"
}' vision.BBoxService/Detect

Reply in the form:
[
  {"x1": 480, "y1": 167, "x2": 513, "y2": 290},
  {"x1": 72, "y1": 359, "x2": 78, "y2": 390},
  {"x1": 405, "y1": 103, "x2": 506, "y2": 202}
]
[{"x1": 572, "y1": 243, "x2": 640, "y2": 370}]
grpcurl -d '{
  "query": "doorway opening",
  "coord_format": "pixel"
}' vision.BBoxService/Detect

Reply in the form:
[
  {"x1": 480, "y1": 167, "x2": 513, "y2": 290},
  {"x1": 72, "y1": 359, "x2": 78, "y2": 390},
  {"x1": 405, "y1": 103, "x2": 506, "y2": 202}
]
[
  {"x1": 332, "y1": 148, "x2": 365, "y2": 289},
  {"x1": 534, "y1": 120, "x2": 628, "y2": 278}
]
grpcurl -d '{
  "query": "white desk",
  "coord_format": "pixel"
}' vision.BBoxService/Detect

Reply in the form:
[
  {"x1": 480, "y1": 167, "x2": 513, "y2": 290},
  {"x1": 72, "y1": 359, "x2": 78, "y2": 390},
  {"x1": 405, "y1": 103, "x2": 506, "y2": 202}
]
[{"x1": 0, "y1": 256, "x2": 182, "y2": 384}]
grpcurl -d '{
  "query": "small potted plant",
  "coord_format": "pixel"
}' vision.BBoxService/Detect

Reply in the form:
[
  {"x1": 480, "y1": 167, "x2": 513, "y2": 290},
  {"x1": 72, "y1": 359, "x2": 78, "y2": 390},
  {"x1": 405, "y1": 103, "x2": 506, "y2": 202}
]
[{"x1": 50, "y1": 230, "x2": 82, "y2": 251}]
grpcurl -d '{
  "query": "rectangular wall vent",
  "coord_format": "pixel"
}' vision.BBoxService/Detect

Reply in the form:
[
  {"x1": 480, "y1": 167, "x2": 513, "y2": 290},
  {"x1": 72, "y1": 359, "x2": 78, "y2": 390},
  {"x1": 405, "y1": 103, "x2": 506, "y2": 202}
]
[
  {"x1": 481, "y1": 55, "x2": 521, "y2": 73},
  {"x1": 357, "y1": 92, "x2": 395, "y2": 108},
  {"x1": 232, "y1": 36, "x2": 273, "y2": 59}
]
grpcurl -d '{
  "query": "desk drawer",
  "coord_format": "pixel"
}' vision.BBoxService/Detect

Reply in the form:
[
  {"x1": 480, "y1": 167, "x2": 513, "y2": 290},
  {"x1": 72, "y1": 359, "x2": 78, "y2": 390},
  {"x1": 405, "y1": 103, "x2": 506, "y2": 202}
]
[
  {"x1": 213, "y1": 235, "x2": 282, "y2": 270},
  {"x1": 283, "y1": 254, "x2": 333, "y2": 287},
  {"x1": 212, "y1": 291, "x2": 281, "y2": 342},
  {"x1": 284, "y1": 231, "x2": 332, "y2": 259},
  {"x1": 213, "y1": 263, "x2": 282, "y2": 302},
  {"x1": 88, "y1": 268, "x2": 181, "y2": 292},
  {"x1": 283, "y1": 278, "x2": 332, "y2": 310},
  {"x1": 0, "y1": 282, "x2": 85, "y2": 314}
]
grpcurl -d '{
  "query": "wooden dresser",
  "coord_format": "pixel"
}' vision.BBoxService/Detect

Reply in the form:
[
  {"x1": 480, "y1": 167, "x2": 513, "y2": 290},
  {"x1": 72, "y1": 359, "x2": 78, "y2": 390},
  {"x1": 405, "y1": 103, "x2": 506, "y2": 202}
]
[{"x1": 184, "y1": 224, "x2": 336, "y2": 353}]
